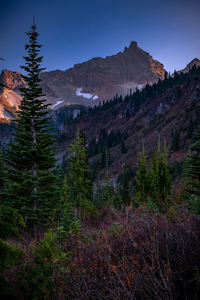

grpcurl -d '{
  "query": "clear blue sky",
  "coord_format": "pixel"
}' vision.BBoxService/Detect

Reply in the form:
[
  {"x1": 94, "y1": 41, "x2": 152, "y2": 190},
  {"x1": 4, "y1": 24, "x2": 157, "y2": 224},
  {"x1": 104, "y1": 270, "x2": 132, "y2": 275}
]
[{"x1": 1, "y1": 0, "x2": 200, "y2": 73}]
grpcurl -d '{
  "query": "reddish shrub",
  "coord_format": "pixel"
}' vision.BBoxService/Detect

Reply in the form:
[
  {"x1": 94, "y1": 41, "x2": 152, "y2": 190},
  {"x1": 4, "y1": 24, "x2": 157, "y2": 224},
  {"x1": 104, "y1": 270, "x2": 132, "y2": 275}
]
[{"x1": 7, "y1": 208, "x2": 200, "y2": 299}]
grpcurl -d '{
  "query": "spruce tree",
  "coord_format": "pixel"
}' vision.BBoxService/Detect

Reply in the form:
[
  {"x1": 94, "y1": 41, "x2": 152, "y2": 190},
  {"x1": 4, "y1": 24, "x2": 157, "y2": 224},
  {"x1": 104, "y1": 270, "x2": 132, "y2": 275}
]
[
  {"x1": 7, "y1": 21, "x2": 58, "y2": 228},
  {"x1": 118, "y1": 163, "x2": 133, "y2": 206},
  {"x1": 182, "y1": 127, "x2": 200, "y2": 213},
  {"x1": 135, "y1": 144, "x2": 150, "y2": 202},
  {"x1": 121, "y1": 139, "x2": 127, "y2": 154},
  {"x1": 150, "y1": 140, "x2": 171, "y2": 209},
  {"x1": 159, "y1": 142, "x2": 171, "y2": 203},
  {"x1": 135, "y1": 141, "x2": 171, "y2": 208},
  {"x1": 67, "y1": 128, "x2": 93, "y2": 220}
]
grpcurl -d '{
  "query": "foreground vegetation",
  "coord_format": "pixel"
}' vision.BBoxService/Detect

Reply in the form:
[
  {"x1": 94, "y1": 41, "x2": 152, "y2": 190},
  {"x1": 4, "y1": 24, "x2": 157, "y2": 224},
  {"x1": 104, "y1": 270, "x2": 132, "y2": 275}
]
[{"x1": 1, "y1": 207, "x2": 200, "y2": 299}]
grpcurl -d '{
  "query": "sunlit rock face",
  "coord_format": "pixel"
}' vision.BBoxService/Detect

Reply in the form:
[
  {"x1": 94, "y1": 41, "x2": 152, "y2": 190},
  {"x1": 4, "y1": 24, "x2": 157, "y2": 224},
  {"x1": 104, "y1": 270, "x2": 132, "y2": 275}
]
[
  {"x1": 0, "y1": 70, "x2": 26, "y2": 120},
  {"x1": 0, "y1": 41, "x2": 166, "y2": 120}
]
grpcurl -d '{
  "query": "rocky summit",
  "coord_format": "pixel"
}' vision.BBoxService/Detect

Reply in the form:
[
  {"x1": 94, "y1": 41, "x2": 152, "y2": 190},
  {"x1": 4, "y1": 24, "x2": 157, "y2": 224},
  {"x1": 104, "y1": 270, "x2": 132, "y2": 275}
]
[
  {"x1": 177, "y1": 58, "x2": 200, "y2": 74},
  {"x1": 0, "y1": 41, "x2": 165, "y2": 120}
]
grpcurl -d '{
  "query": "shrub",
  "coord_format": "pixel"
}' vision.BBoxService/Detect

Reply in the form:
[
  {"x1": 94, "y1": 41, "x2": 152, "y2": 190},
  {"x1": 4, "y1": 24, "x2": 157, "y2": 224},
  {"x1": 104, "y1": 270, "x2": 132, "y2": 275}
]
[
  {"x1": 109, "y1": 222, "x2": 123, "y2": 235},
  {"x1": 57, "y1": 210, "x2": 200, "y2": 299},
  {"x1": 13, "y1": 230, "x2": 71, "y2": 299},
  {"x1": 59, "y1": 203, "x2": 81, "y2": 236},
  {"x1": 0, "y1": 205, "x2": 25, "y2": 238},
  {"x1": 5, "y1": 209, "x2": 200, "y2": 300},
  {"x1": 185, "y1": 194, "x2": 200, "y2": 215},
  {"x1": 0, "y1": 240, "x2": 23, "y2": 298}
]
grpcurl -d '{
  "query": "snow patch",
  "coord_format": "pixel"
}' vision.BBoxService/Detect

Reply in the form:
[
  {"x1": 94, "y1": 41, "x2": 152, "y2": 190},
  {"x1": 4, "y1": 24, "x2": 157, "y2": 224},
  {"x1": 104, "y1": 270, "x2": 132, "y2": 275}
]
[
  {"x1": 76, "y1": 88, "x2": 93, "y2": 99},
  {"x1": 137, "y1": 84, "x2": 144, "y2": 91},
  {"x1": 51, "y1": 101, "x2": 64, "y2": 109},
  {"x1": 76, "y1": 88, "x2": 98, "y2": 100}
]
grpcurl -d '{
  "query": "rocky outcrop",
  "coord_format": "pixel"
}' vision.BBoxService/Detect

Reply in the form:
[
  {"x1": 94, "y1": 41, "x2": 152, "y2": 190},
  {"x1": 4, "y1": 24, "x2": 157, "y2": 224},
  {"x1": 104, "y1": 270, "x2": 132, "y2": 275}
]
[
  {"x1": 0, "y1": 70, "x2": 26, "y2": 120},
  {"x1": 0, "y1": 41, "x2": 165, "y2": 120}
]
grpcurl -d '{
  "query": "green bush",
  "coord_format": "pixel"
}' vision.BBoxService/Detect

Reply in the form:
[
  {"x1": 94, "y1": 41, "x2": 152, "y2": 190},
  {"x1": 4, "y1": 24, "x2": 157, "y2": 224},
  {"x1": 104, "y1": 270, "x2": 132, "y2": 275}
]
[
  {"x1": 146, "y1": 196, "x2": 160, "y2": 214},
  {"x1": 109, "y1": 222, "x2": 123, "y2": 235},
  {"x1": 32, "y1": 230, "x2": 58, "y2": 263},
  {"x1": 0, "y1": 205, "x2": 24, "y2": 238},
  {"x1": 94, "y1": 183, "x2": 114, "y2": 208},
  {"x1": 185, "y1": 194, "x2": 200, "y2": 215},
  {"x1": 18, "y1": 230, "x2": 71, "y2": 299},
  {"x1": 0, "y1": 240, "x2": 23, "y2": 298},
  {"x1": 0, "y1": 205, "x2": 24, "y2": 298},
  {"x1": 59, "y1": 203, "x2": 81, "y2": 236}
]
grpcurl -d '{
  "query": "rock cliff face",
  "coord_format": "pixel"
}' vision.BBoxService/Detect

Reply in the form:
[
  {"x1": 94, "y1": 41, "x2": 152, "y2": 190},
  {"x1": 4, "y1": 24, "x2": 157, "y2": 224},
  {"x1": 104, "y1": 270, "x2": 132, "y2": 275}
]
[
  {"x1": 0, "y1": 41, "x2": 165, "y2": 120},
  {"x1": 0, "y1": 70, "x2": 25, "y2": 120}
]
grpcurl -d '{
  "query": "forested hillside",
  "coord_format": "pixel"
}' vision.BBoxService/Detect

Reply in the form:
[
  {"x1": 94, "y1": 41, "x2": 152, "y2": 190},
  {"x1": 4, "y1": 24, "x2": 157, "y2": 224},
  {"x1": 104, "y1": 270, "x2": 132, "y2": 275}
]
[{"x1": 56, "y1": 65, "x2": 200, "y2": 184}]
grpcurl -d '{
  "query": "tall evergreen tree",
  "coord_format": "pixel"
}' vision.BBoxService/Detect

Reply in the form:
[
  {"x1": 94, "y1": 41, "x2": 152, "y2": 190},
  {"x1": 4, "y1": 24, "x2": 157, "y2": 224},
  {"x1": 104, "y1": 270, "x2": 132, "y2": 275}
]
[
  {"x1": 121, "y1": 139, "x2": 127, "y2": 154},
  {"x1": 135, "y1": 141, "x2": 171, "y2": 208},
  {"x1": 7, "y1": 21, "x2": 58, "y2": 228},
  {"x1": 117, "y1": 163, "x2": 134, "y2": 206},
  {"x1": 182, "y1": 127, "x2": 200, "y2": 213},
  {"x1": 150, "y1": 140, "x2": 171, "y2": 209},
  {"x1": 67, "y1": 128, "x2": 93, "y2": 220},
  {"x1": 135, "y1": 144, "x2": 150, "y2": 202}
]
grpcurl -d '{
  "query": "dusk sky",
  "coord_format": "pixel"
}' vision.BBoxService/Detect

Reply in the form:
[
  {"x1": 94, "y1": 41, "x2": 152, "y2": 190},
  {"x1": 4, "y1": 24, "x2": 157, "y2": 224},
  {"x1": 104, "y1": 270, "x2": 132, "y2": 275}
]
[{"x1": 1, "y1": 0, "x2": 200, "y2": 74}]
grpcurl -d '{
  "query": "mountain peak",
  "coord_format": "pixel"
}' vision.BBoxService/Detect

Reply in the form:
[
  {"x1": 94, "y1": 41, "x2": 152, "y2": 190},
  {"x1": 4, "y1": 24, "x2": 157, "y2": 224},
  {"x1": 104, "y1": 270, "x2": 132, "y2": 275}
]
[
  {"x1": 187, "y1": 58, "x2": 200, "y2": 67},
  {"x1": 0, "y1": 41, "x2": 165, "y2": 120},
  {"x1": 129, "y1": 41, "x2": 138, "y2": 48},
  {"x1": 124, "y1": 41, "x2": 138, "y2": 52},
  {"x1": 177, "y1": 58, "x2": 200, "y2": 74}
]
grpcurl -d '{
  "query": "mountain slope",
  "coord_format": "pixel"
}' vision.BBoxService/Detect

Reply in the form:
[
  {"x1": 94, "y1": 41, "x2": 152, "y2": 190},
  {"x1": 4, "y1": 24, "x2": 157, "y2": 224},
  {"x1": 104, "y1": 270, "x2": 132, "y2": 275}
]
[{"x1": 55, "y1": 67, "x2": 200, "y2": 180}]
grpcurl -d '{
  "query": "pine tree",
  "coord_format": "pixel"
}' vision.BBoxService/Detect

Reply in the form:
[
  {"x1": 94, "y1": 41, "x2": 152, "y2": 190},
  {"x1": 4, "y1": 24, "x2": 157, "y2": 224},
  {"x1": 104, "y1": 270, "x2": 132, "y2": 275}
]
[
  {"x1": 7, "y1": 21, "x2": 59, "y2": 228},
  {"x1": 117, "y1": 163, "x2": 134, "y2": 206},
  {"x1": 171, "y1": 130, "x2": 180, "y2": 152},
  {"x1": 121, "y1": 139, "x2": 127, "y2": 154},
  {"x1": 61, "y1": 176, "x2": 69, "y2": 205},
  {"x1": 159, "y1": 142, "x2": 171, "y2": 203},
  {"x1": 67, "y1": 128, "x2": 93, "y2": 220},
  {"x1": 135, "y1": 144, "x2": 150, "y2": 202},
  {"x1": 135, "y1": 141, "x2": 171, "y2": 208},
  {"x1": 187, "y1": 116, "x2": 194, "y2": 139},
  {"x1": 182, "y1": 127, "x2": 200, "y2": 213},
  {"x1": 150, "y1": 140, "x2": 171, "y2": 209}
]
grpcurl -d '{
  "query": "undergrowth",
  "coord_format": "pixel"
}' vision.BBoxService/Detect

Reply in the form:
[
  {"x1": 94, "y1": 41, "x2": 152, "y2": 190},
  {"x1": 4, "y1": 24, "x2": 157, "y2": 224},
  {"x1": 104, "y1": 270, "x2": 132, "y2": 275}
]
[{"x1": 2, "y1": 207, "x2": 200, "y2": 300}]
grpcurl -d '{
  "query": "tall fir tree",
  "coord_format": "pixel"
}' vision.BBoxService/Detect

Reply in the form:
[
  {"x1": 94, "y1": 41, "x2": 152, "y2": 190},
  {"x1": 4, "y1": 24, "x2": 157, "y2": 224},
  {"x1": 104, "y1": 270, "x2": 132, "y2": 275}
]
[
  {"x1": 117, "y1": 163, "x2": 133, "y2": 206},
  {"x1": 135, "y1": 144, "x2": 150, "y2": 202},
  {"x1": 182, "y1": 126, "x2": 200, "y2": 213},
  {"x1": 121, "y1": 139, "x2": 127, "y2": 154},
  {"x1": 150, "y1": 140, "x2": 171, "y2": 209},
  {"x1": 135, "y1": 141, "x2": 171, "y2": 208},
  {"x1": 67, "y1": 128, "x2": 93, "y2": 220},
  {"x1": 7, "y1": 21, "x2": 59, "y2": 228}
]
